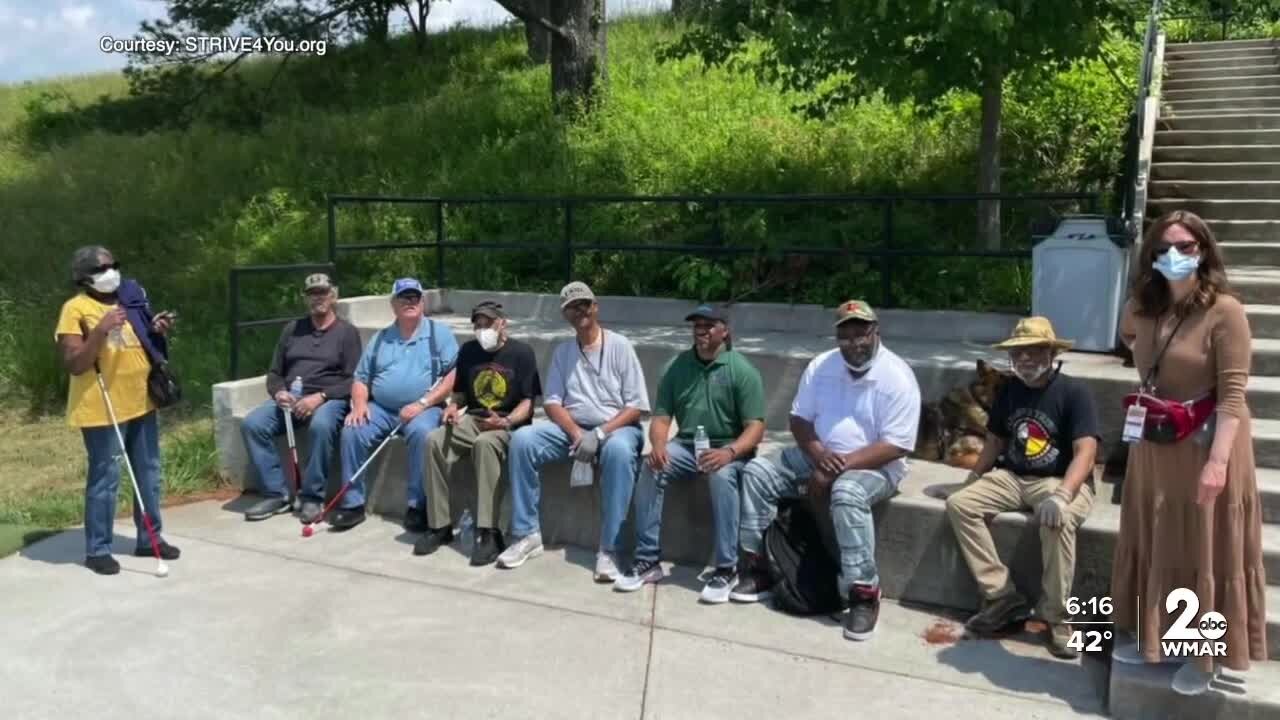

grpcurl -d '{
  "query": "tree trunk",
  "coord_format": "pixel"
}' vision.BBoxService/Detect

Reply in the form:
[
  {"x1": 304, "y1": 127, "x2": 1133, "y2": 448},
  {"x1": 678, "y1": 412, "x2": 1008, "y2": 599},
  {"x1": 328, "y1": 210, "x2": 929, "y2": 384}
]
[
  {"x1": 977, "y1": 62, "x2": 1003, "y2": 251},
  {"x1": 550, "y1": 0, "x2": 607, "y2": 112},
  {"x1": 525, "y1": 0, "x2": 551, "y2": 64},
  {"x1": 413, "y1": 0, "x2": 429, "y2": 56}
]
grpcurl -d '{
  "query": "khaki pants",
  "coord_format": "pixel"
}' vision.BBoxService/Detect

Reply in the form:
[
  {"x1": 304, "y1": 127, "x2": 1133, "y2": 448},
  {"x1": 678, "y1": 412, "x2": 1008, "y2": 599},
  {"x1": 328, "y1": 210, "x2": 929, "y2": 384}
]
[
  {"x1": 425, "y1": 414, "x2": 511, "y2": 530},
  {"x1": 944, "y1": 469, "x2": 1095, "y2": 624}
]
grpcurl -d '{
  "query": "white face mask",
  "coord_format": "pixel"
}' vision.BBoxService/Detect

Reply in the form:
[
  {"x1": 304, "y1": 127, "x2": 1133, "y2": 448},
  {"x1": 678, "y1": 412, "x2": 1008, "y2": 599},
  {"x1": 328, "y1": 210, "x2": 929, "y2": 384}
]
[
  {"x1": 90, "y1": 268, "x2": 120, "y2": 294},
  {"x1": 477, "y1": 327, "x2": 501, "y2": 351}
]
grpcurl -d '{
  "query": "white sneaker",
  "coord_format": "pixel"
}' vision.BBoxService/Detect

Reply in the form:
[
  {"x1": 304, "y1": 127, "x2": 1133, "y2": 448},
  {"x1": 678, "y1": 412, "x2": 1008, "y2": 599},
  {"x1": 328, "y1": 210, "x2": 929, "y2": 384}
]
[
  {"x1": 699, "y1": 568, "x2": 739, "y2": 604},
  {"x1": 496, "y1": 533, "x2": 543, "y2": 569},
  {"x1": 1172, "y1": 663, "x2": 1219, "y2": 696},
  {"x1": 594, "y1": 551, "x2": 620, "y2": 583},
  {"x1": 614, "y1": 559, "x2": 664, "y2": 592}
]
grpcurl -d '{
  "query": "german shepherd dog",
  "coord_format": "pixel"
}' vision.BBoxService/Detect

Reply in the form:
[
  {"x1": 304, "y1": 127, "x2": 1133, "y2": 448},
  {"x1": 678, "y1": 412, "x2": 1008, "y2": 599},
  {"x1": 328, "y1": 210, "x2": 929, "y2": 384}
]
[{"x1": 914, "y1": 360, "x2": 1011, "y2": 469}]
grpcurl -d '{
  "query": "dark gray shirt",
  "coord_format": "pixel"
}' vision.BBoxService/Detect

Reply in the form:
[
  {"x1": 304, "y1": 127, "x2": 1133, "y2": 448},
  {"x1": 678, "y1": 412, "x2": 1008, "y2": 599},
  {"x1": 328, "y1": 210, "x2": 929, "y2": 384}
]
[{"x1": 266, "y1": 316, "x2": 363, "y2": 400}]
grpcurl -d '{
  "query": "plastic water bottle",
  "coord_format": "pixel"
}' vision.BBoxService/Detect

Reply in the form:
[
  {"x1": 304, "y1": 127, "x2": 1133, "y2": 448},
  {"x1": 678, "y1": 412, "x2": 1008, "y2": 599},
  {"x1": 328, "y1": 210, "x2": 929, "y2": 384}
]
[
  {"x1": 458, "y1": 509, "x2": 474, "y2": 547},
  {"x1": 290, "y1": 376, "x2": 304, "y2": 400},
  {"x1": 694, "y1": 425, "x2": 710, "y2": 462}
]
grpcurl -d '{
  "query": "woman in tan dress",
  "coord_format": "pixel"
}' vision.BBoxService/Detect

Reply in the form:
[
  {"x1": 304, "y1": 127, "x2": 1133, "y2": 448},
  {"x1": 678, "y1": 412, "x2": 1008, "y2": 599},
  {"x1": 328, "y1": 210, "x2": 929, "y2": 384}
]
[{"x1": 1110, "y1": 210, "x2": 1268, "y2": 695}]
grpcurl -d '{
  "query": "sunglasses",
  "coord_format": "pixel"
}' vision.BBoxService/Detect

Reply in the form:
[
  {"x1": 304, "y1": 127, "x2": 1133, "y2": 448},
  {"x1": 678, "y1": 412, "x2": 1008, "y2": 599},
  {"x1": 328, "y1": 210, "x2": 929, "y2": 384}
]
[
  {"x1": 1154, "y1": 240, "x2": 1198, "y2": 256},
  {"x1": 395, "y1": 293, "x2": 423, "y2": 304},
  {"x1": 90, "y1": 261, "x2": 120, "y2": 274}
]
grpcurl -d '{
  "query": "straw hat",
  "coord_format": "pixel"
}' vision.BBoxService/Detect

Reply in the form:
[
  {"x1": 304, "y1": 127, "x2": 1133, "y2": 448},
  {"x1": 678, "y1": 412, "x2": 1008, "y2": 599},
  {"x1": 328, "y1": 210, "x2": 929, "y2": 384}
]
[{"x1": 991, "y1": 316, "x2": 1074, "y2": 351}]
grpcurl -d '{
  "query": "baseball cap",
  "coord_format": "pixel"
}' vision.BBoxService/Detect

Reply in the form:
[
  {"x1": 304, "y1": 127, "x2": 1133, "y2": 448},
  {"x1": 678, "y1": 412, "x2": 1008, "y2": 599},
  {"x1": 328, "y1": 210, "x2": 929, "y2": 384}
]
[
  {"x1": 834, "y1": 299, "x2": 878, "y2": 326},
  {"x1": 304, "y1": 273, "x2": 333, "y2": 291},
  {"x1": 559, "y1": 281, "x2": 596, "y2": 308},
  {"x1": 685, "y1": 303, "x2": 728, "y2": 323},
  {"x1": 392, "y1": 278, "x2": 424, "y2": 297},
  {"x1": 471, "y1": 301, "x2": 506, "y2": 321}
]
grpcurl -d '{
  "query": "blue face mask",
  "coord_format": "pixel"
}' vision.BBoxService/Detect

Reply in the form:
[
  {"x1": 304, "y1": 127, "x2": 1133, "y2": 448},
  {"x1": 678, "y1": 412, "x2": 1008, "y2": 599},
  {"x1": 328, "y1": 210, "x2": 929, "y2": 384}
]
[{"x1": 1153, "y1": 246, "x2": 1201, "y2": 281}]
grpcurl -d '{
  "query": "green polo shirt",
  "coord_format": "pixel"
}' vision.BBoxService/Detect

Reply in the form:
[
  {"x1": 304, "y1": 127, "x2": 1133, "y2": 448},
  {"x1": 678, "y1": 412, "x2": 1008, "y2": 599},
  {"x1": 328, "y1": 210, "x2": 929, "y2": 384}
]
[{"x1": 654, "y1": 348, "x2": 766, "y2": 446}]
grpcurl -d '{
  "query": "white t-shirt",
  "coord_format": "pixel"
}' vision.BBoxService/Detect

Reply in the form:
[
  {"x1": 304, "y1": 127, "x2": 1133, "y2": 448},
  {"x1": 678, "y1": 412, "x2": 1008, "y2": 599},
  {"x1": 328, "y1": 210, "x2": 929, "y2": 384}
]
[
  {"x1": 544, "y1": 329, "x2": 651, "y2": 428},
  {"x1": 790, "y1": 344, "x2": 921, "y2": 486}
]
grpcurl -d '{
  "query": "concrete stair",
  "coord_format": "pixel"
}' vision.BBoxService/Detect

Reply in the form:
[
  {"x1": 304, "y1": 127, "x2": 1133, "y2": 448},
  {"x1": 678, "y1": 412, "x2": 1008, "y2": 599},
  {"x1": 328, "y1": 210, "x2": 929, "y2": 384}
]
[{"x1": 1109, "y1": 36, "x2": 1280, "y2": 719}]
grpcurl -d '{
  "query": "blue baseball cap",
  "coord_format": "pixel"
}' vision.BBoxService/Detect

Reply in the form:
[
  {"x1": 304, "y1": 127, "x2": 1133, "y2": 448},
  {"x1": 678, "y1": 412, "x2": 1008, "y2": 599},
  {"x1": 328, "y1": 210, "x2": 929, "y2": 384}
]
[
  {"x1": 391, "y1": 278, "x2": 423, "y2": 297},
  {"x1": 685, "y1": 303, "x2": 728, "y2": 323}
]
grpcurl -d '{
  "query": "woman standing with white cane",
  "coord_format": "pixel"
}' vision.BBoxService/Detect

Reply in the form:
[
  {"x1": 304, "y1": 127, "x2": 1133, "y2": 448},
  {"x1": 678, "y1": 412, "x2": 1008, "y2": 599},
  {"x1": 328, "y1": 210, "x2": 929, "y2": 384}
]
[{"x1": 55, "y1": 246, "x2": 181, "y2": 575}]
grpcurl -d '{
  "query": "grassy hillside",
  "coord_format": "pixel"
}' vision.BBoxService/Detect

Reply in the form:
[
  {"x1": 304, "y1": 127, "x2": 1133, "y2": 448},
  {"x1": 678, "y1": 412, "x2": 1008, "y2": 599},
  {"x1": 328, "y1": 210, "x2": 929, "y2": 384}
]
[{"x1": 0, "y1": 14, "x2": 1138, "y2": 540}]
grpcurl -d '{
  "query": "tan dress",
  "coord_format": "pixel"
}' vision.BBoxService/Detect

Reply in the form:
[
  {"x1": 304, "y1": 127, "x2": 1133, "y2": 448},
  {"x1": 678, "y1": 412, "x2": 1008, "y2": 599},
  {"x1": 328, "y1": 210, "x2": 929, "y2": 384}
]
[{"x1": 1110, "y1": 294, "x2": 1268, "y2": 672}]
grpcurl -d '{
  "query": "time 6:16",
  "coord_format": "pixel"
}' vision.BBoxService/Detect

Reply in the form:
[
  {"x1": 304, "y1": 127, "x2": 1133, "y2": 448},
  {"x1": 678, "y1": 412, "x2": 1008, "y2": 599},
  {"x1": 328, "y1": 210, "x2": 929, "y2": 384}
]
[{"x1": 1067, "y1": 596, "x2": 1113, "y2": 616}]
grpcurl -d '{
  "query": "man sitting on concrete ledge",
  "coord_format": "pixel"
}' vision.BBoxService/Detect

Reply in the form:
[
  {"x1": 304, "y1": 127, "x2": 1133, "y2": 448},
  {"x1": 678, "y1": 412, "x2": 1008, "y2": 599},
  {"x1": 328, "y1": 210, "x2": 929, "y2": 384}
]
[
  {"x1": 334, "y1": 278, "x2": 458, "y2": 531},
  {"x1": 944, "y1": 317, "x2": 1098, "y2": 658},
  {"x1": 500, "y1": 281, "x2": 650, "y2": 581},
  {"x1": 241, "y1": 273, "x2": 362, "y2": 524},
  {"x1": 615, "y1": 303, "x2": 766, "y2": 603},
  {"x1": 418, "y1": 301, "x2": 542, "y2": 565},
  {"x1": 734, "y1": 300, "x2": 921, "y2": 643}
]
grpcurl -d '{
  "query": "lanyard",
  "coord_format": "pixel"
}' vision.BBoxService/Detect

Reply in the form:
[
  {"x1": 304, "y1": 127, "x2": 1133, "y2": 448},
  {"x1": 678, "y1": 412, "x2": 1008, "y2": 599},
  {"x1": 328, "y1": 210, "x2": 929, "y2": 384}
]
[
  {"x1": 1142, "y1": 311, "x2": 1187, "y2": 395},
  {"x1": 578, "y1": 330, "x2": 606, "y2": 379}
]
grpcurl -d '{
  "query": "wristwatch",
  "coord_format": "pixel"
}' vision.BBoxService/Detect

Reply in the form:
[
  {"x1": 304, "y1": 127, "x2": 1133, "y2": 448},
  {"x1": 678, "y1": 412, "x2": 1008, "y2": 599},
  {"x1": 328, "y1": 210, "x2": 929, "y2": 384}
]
[{"x1": 417, "y1": 397, "x2": 430, "y2": 408}]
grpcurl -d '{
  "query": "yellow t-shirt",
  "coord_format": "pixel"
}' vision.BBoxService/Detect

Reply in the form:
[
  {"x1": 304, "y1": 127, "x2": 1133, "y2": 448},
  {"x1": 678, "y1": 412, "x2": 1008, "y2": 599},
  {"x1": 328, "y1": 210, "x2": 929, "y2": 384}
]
[{"x1": 55, "y1": 294, "x2": 156, "y2": 428}]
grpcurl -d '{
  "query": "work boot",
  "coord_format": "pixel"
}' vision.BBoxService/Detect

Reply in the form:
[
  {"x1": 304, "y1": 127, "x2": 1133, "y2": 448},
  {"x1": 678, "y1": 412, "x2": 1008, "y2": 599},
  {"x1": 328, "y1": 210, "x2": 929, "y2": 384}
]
[
  {"x1": 965, "y1": 590, "x2": 1031, "y2": 635},
  {"x1": 328, "y1": 506, "x2": 366, "y2": 530},
  {"x1": 244, "y1": 496, "x2": 291, "y2": 521},
  {"x1": 413, "y1": 525, "x2": 454, "y2": 556},
  {"x1": 85, "y1": 555, "x2": 120, "y2": 576},
  {"x1": 844, "y1": 584, "x2": 881, "y2": 641},
  {"x1": 470, "y1": 528, "x2": 505, "y2": 567}
]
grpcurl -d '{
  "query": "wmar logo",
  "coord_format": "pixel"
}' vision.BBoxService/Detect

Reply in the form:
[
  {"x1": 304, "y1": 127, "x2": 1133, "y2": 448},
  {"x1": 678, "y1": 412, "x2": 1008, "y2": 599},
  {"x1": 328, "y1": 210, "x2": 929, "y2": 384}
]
[{"x1": 1160, "y1": 588, "x2": 1228, "y2": 659}]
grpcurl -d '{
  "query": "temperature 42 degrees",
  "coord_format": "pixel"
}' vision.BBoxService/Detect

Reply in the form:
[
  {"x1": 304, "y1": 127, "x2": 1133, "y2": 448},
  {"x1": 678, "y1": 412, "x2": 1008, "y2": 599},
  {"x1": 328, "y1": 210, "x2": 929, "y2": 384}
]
[{"x1": 1067, "y1": 628, "x2": 1113, "y2": 653}]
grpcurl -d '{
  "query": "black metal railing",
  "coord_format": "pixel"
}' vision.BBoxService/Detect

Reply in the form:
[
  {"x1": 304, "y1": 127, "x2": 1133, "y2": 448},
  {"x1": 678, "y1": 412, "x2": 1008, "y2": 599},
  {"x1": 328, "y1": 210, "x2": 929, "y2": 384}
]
[
  {"x1": 228, "y1": 262, "x2": 335, "y2": 379},
  {"x1": 226, "y1": 191, "x2": 1100, "y2": 378},
  {"x1": 1163, "y1": 4, "x2": 1280, "y2": 42}
]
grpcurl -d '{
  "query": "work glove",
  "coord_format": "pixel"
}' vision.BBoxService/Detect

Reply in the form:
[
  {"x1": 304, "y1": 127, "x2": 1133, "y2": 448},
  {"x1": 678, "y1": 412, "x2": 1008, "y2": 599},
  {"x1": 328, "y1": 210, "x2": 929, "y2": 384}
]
[
  {"x1": 573, "y1": 428, "x2": 601, "y2": 463},
  {"x1": 1035, "y1": 489, "x2": 1072, "y2": 529}
]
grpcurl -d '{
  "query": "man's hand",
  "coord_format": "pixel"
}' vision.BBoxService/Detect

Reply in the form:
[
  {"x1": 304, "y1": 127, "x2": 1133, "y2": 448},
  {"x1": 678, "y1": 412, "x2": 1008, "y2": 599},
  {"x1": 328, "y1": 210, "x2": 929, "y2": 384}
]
[
  {"x1": 292, "y1": 393, "x2": 324, "y2": 419},
  {"x1": 814, "y1": 449, "x2": 846, "y2": 478},
  {"x1": 274, "y1": 390, "x2": 295, "y2": 410},
  {"x1": 480, "y1": 413, "x2": 510, "y2": 432},
  {"x1": 697, "y1": 447, "x2": 735, "y2": 475},
  {"x1": 443, "y1": 403, "x2": 466, "y2": 426},
  {"x1": 809, "y1": 468, "x2": 835, "y2": 503},
  {"x1": 346, "y1": 403, "x2": 370, "y2": 427},
  {"x1": 151, "y1": 310, "x2": 177, "y2": 336},
  {"x1": 399, "y1": 401, "x2": 426, "y2": 425},
  {"x1": 648, "y1": 441, "x2": 670, "y2": 472},
  {"x1": 95, "y1": 308, "x2": 127, "y2": 337}
]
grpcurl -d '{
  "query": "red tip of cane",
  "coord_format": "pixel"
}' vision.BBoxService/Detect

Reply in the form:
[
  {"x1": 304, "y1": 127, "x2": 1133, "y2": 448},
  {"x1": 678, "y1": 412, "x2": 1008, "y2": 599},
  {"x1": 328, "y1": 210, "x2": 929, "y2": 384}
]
[{"x1": 302, "y1": 525, "x2": 314, "y2": 537}]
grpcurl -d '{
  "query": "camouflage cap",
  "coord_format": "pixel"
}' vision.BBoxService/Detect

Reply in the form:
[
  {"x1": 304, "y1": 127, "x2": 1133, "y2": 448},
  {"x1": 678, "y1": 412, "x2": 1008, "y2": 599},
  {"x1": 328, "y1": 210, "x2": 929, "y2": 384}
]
[{"x1": 834, "y1": 299, "x2": 877, "y2": 326}]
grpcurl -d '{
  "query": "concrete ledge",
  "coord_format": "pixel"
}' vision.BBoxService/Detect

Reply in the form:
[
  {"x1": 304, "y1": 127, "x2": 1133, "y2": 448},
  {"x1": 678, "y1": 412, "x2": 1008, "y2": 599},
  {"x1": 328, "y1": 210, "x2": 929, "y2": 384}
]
[{"x1": 1108, "y1": 657, "x2": 1280, "y2": 720}]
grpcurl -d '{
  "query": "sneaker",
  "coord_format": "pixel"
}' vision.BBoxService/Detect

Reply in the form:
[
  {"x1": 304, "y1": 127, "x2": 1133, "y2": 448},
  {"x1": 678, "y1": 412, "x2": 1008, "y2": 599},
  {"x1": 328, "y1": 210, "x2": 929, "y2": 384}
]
[
  {"x1": 843, "y1": 584, "x2": 881, "y2": 641},
  {"x1": 244, "y1": 496, "x2": 292, "y2": 521},
  {"x1": 964, "y1": 590, "x2": 1031, "y2": 635},
  {"x1": 699, "y1": 567, "x2": 739, "y2": 604},
  {"x1": 470, "y1": 528, "x2": 505, "y2": 567},
  {"x1": 497, "y1": 533, "x2": 544, "y2": 569},
  {"x1": 1112, "y1": 640, "x2": 1188, "y2": 666},
  {"x1": 134, "y1": 541, "x2": 180, "y2": 560},
  {"x1": 594, "y1": 551, "x2": 621, "y2": 583},
  {"x1": 413, "y1": 525, "x2": 454, "y2": 556},
  {"x1": 328, "y1": 506, "x2": 366, "y2": 530},
  {"x1": 298, "y1": 500, "x2": 323, "y2": 525},
  {"x1": 1047, "y1": 623, "x2": 1077, "y2": 659},
  {"x1": 1172, "y1": 663, "x2": 1219, "y2": 696},
  {"x1": 614, "y1": 558, "x2": 664, "y2": 592},
  {"x1": 85, "y1": 555, "x2": 120, "y2": 575},
  {"x1": 403, "y1": 506, "x2": 429, "y2": 533},
  {"x1": 729, "y1": 554, "x2": 775, "y2": 603}
]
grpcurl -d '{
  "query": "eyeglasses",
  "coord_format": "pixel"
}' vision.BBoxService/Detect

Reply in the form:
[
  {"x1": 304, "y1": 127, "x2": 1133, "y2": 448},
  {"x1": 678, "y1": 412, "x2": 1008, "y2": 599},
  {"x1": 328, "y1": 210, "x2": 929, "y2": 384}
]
[
  {"x1": 1154, "y1": 240, "x2": 1198, "y2": 256},
  {"x1": 90, "y1": 261, "x2": 120, "y2": 274}
]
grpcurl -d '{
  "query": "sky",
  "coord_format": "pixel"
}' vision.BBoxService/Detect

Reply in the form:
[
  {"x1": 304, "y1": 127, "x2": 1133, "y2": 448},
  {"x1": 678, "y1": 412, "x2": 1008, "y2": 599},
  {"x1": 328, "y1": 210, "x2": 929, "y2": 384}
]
[{"x1": 0, "y1": 0, "x2": 669, "y2": 85}]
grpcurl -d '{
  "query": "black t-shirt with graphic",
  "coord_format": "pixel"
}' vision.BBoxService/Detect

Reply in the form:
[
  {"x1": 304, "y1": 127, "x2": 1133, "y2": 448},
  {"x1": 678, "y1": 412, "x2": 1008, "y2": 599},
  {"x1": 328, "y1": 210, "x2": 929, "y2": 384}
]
[
  {"x1": 455, "y1": 338, "x2": 542, "y2": 427},
  {"x1": 987, "y1": 371, "x2": 1100, "y2": 478}
]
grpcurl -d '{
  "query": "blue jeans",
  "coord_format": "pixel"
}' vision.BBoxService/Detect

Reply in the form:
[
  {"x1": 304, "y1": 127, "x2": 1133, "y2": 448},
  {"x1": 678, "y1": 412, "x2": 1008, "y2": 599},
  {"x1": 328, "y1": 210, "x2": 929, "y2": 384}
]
[
  {"x1": 740, "y1": 446, "x2": 896, "y2": 594},
  {"x1": 81, "y1": 411, "x2": 163, "y2": 557},
  {"x1": 339, "y1": 403, "x2": 441, "y2": 510},
  {"x1": 632, "y1": 441, "x2": 745, "y2": 569},
  {"x1": 509, "y1": 421, "x2": 643, "y2": 552},
  {"x1": 241, "y1": 399, "x2": 349, "y2": 502}
]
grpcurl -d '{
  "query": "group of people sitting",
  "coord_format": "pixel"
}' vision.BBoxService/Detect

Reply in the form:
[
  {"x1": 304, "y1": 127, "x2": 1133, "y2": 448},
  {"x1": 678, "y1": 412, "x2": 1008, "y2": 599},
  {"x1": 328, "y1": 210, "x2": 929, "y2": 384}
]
[
  {"x1": 58, "y1": 211, "x2": 1267, "y2": 694},
  {"x1": 232, "y1": 273, "x2": 1099, "y2": 657}
]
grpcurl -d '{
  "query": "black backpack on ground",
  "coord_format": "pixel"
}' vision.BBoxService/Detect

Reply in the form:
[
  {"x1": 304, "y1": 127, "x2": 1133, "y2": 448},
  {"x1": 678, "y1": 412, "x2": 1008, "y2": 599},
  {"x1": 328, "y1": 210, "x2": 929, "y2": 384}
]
[{"x1": 763, "y1": 497, "x2": 845, "y2": 616}]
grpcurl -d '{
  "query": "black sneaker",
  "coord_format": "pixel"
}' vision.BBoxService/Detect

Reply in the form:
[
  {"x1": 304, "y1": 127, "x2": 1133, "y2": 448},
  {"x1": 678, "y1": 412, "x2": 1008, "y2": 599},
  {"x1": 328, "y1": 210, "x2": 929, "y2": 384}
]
[
  {"x1": 298, "y1": 500, "x2": 323, "y2": 525},
  {"x1": 729, "y1": 553, "x2": 775, "y2": 603},
  {"x1": 329, "y1": 506, "x2": 366, "y2": 530},
  {"x1": 964, "y1": 591, "x2": 1031, "y2": 635},
  {"x1": 135, "y1": 541, "x2": 180, "y2": 560},
  {"x1": 470, "y1": 528, "x2": 505, "y2": 567},
  {"x1": 403, "y1": 506, "x2": 429, "y2": 533},
  {"x1": 244, "y1": 496, "x2": 291, "y2": 521},
  {"x1": 413, "y1": 525, "x2": 454, "y2": 556},
  {"x1": 86, "y1": 555, "x2": 120, "y2": 575},
  {"x1": 844, "y1": 584, "x2": 881, "y2": 641}
]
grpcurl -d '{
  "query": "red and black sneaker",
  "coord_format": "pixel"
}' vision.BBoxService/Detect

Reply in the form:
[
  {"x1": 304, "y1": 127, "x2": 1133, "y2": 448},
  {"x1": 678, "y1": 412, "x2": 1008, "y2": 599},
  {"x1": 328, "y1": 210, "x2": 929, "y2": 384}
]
[
  {"x1": 844, "y1": 584, "x2": 880, "y2": 641},
  {"x1": 729, "y1": 552, "x2": 775, "y2": 603}
]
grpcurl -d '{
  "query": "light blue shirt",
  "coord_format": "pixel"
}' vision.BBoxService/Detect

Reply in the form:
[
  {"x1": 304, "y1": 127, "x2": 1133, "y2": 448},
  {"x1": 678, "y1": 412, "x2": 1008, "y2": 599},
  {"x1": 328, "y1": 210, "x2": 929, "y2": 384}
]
[{"x1": 355, "y1": 318, "x2": 459, "y2": 412}]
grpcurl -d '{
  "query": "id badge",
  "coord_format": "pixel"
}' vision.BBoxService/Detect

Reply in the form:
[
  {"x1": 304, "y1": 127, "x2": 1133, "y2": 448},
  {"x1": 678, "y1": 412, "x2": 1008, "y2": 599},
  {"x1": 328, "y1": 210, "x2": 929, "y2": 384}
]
[{"x1": 1123, "y1": 404, "x2": 1147, "y2": 444}]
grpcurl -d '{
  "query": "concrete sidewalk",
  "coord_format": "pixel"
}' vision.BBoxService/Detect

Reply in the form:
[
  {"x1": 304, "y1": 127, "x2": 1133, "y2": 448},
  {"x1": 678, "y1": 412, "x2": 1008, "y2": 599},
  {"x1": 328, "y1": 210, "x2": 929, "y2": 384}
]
[{"x1": 0, "y1": 501, "x2": 1108, "y2": 720}]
